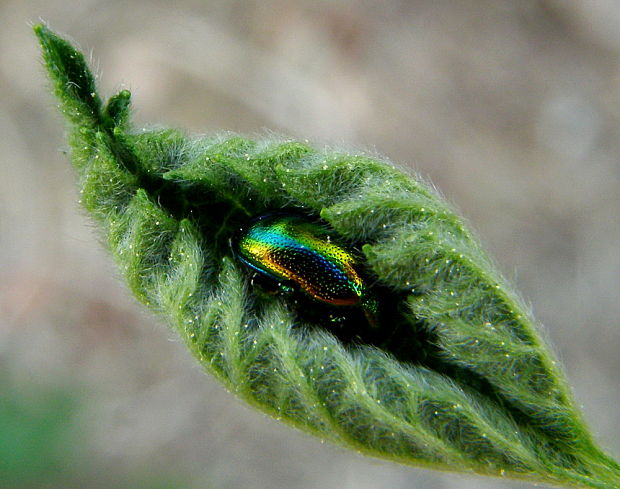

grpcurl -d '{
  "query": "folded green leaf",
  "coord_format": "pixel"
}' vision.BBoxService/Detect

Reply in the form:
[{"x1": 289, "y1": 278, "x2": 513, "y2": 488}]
[{"x1": 35, "y1": 24, "x2": 620, "y2": 488}]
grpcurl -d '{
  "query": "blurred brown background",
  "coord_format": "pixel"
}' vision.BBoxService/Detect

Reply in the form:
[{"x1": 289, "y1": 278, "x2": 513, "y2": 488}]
[{"x1": 2, "y1": 1, "x2": 619, "y2": 488}]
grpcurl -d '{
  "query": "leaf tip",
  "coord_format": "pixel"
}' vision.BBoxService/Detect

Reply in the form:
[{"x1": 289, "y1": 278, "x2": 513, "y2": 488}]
[
  {"x1": 33, "y1": 24, "x2": 102, "y2": 126},
  {"x1": 32, "y1": 22, "x2": 46, "y2": 37}
]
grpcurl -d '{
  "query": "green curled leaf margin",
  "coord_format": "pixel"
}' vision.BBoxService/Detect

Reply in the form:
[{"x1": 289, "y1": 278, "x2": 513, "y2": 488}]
[{"x1": 34, "y1": 23, "x2": 620, "y2": 489}]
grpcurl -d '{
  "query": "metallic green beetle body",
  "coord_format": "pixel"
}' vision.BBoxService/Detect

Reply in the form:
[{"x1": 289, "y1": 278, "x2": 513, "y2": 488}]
[{"x1": 235, "y1": 213, "x2": 378, "y2": 327}]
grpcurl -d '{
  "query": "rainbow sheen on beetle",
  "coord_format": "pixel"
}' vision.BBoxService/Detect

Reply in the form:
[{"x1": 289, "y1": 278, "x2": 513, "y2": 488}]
[{"x1": 234, "y1": 213, "x2": 379, "y2": 327}]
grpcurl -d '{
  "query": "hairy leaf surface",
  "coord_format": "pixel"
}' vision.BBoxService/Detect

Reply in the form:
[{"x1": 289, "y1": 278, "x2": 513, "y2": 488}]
[{"x1": 35, "y1": 24, "x2": 620, "y2": 489}]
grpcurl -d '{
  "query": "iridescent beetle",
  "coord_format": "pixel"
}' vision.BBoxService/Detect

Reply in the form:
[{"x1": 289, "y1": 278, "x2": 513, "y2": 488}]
[{"x1": 233, "y1": 213, "x2": 379, "y2": 327}]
